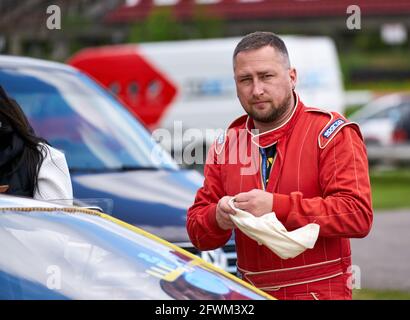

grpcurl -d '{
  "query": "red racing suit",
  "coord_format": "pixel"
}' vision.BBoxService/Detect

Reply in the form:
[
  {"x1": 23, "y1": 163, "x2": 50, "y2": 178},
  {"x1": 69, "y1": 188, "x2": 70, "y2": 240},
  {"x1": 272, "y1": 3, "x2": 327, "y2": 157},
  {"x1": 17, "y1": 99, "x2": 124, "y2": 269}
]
[{"x1": 187, "y1": 95, "x2": 373, "y2": 300}]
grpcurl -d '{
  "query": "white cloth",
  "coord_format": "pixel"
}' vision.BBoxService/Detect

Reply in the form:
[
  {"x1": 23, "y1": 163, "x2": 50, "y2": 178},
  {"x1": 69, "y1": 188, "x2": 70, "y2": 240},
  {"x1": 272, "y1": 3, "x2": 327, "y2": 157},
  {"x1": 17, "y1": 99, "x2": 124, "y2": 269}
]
[
  {"x1": 228, "y1": 198, "x2": 320, "y2": 259},
  {"x1": 33, "y1": 144, "x2": 73, "y2": 205}
]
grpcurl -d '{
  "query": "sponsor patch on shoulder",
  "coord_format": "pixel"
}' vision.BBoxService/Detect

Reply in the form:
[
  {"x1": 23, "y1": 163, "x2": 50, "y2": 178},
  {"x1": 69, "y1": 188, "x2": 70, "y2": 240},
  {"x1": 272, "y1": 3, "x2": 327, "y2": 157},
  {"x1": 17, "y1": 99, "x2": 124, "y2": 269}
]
[{"x1": 322, "y1": 118, "x2": 345, "y2": 139}]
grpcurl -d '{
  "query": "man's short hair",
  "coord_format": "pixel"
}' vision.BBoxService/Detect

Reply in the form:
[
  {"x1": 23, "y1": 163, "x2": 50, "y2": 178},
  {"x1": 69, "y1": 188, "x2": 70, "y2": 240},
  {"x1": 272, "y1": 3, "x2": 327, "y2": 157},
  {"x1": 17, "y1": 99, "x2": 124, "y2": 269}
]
[{"x1": 233, "y1": 31, "x2": 290, "y2": 67}]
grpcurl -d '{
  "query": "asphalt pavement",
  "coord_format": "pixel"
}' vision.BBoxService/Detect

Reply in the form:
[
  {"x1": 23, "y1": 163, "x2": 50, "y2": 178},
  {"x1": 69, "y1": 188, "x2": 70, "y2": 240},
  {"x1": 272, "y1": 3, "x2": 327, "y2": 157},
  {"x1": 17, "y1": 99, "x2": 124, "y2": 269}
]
[{"x1": 351, "y1": 209, "x2": 410, "y2": 291}]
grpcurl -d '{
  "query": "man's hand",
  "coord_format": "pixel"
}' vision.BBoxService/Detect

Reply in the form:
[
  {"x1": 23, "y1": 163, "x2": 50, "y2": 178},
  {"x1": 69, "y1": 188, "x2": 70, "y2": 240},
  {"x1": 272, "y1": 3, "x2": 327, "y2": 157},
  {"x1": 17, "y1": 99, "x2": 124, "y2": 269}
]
[
  {"x1": 216, "y1": 196, "x2": 236, "y2": 230},
  {"x1": 234, "y1": 189, "x2": 273, "y2": 217}
]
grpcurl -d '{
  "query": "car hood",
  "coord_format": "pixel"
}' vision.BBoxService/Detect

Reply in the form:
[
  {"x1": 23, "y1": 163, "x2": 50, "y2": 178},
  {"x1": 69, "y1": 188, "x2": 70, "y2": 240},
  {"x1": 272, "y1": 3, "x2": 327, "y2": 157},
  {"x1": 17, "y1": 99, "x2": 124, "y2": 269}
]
[{"x1": 71, "y1": 169, "x2": 203, "y2": 243}]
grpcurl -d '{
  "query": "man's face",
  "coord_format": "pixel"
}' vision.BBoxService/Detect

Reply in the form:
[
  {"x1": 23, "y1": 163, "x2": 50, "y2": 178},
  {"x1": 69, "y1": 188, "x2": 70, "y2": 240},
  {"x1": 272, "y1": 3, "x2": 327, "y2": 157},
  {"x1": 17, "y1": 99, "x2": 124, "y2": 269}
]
[{"x1": 234, "y1": 45, "x2": 297, "y2": 124}]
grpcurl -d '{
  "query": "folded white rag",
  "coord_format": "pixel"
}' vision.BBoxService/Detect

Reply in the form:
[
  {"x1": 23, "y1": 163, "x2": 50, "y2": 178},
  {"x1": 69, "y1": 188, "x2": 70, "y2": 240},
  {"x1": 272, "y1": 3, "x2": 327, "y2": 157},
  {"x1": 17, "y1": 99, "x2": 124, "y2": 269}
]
[{"x1": 228, "y1": 198, "x2": 320, "y2": 259}]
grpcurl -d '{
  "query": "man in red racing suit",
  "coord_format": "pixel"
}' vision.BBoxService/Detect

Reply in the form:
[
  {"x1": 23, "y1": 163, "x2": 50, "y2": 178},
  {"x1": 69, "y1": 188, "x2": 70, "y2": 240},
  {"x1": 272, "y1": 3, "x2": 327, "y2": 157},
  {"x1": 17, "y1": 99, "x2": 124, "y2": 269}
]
[{"x1": 187, "y1": 32, "x2": 373, "y2": 300}]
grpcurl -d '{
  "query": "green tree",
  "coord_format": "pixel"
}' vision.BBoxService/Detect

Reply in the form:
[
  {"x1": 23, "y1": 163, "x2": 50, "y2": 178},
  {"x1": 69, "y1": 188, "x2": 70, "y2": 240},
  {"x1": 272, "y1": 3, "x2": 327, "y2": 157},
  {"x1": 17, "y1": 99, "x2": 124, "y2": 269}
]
[
  {"x1": 128, "y1": 7, "x2": 182, "y2": 43},
  {"x1": 128, "y1": 5, "x2": 225, "y2": 43},
  {"x1": 191, "y1": 6, "x2": 224, "y2": 39}
]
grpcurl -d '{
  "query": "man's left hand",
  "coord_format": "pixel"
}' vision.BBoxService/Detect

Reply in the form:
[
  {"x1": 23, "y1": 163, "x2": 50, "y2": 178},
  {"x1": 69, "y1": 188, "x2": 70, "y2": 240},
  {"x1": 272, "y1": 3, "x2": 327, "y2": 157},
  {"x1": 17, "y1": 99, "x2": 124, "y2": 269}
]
[{"x1": 234, "y1": 189, "x2": 273, "y2": 217}]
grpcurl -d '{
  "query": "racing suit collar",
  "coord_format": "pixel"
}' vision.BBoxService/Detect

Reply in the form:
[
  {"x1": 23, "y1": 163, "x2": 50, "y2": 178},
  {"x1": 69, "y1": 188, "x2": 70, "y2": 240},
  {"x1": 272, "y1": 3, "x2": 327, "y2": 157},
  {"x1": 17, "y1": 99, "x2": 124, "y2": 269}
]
[{"x1": 246, "y1": 91, "x2": 303, "y2": 148}]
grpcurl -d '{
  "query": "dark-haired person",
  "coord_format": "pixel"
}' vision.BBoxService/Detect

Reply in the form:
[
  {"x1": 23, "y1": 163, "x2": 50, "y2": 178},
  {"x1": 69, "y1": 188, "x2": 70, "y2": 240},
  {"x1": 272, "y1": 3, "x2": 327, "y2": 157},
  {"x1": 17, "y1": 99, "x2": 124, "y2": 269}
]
[
  {"x1": 0, "y1": 86, "x2": 73, "y2": 204},
  {"x1": 187, "y1": 32, "x2": 373, "y2": 300}
]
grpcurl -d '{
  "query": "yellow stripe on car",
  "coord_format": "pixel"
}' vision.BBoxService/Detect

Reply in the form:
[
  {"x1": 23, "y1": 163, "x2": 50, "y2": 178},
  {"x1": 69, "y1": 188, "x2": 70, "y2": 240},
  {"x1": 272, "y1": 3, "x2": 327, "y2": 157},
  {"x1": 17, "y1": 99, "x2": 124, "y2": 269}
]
[{"x1": 0, "y1": 206, "x2": 275, "y2": 300}]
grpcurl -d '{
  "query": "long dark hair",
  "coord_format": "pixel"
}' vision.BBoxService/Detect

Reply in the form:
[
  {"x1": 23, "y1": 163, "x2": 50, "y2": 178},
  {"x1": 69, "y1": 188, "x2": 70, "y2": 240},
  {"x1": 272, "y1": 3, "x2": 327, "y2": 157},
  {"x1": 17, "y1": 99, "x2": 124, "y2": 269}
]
[{"x1": 0, "y1": 85, "x2": 48, "y2": 195}]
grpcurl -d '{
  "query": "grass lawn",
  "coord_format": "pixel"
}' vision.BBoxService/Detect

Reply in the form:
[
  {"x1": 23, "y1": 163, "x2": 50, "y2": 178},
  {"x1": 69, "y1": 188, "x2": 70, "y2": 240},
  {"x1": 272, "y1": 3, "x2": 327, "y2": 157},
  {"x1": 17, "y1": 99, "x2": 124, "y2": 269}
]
[
  {"x1": 353, "y1": 288, "x2": 410, "y2": 300},
  {"x1": 370, "y1": 169, "x2": 410, "y2": 209}
]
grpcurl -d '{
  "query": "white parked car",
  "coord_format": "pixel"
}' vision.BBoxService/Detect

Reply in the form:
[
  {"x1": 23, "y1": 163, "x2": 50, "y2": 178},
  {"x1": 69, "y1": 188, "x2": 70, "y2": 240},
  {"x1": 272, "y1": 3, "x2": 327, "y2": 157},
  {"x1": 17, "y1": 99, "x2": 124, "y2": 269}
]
[{"x1": 350, "y1": 93, "x2": 410, "y2": 146}]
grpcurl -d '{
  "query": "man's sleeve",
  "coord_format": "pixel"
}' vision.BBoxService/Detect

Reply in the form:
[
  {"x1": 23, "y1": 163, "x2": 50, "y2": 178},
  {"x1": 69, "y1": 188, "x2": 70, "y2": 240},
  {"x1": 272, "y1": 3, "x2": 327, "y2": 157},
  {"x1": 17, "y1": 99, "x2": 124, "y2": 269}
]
[
  {"x1": 186, "y1": 144, "x2": 232, "y2": 250},
  {"x1": 273, "y1": 125, "x2": 373, "y2": 238}
]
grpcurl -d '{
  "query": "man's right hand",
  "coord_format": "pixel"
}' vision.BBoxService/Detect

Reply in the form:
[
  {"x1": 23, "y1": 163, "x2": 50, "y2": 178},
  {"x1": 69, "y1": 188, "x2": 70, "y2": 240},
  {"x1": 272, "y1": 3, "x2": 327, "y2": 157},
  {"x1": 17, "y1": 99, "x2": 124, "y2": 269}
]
[{"x1": 216, "y1": 196, "x2": 236, "y2": 230}]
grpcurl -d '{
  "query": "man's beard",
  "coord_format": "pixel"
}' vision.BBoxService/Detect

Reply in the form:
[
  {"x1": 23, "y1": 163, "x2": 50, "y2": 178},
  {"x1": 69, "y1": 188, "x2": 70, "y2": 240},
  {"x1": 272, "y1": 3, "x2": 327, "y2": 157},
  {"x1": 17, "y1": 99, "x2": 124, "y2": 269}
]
[{"x1": 247, "y1": 92, "x2": 292, "y2": 123}]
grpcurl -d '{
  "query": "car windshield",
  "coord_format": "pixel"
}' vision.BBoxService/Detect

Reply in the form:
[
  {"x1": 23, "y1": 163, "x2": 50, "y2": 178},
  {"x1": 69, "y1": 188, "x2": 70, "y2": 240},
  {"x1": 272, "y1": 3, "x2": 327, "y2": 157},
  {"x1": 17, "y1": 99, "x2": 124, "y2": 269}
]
[
  {"x1": 0, "y1": 66, "x2": 177, "y2": 171},
  {"x1": 0, "y1": 208, "x2": 269, "y2": 300}
]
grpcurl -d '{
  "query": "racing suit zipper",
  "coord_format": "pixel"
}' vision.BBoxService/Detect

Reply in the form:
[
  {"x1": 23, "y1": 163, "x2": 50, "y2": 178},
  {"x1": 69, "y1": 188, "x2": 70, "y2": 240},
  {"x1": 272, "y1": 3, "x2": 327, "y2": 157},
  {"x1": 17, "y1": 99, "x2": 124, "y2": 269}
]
[{"x1": 259, "y1": 151, "x2": 277, "y2": 191}]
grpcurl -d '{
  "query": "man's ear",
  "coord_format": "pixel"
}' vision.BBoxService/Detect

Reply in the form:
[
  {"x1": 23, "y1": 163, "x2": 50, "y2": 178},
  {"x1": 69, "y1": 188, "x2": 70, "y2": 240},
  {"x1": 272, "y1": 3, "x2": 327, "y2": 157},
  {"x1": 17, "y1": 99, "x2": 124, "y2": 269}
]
[{"x1": 289, "y1": 68, "x2": 297, "y2": 89}]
